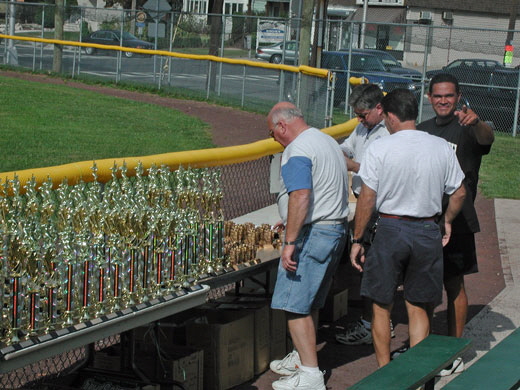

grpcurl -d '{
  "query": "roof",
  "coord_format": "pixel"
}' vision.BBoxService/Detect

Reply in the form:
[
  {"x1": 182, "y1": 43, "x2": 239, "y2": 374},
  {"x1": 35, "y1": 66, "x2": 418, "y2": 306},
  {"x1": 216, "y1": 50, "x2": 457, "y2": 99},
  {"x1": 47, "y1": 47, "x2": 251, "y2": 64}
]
[
  {"x1": 328, "y1": 0, "x2": 520, "y2": 16},
  {"x1": 349, "y1": 6, "x2": 406, "y2": 23}
]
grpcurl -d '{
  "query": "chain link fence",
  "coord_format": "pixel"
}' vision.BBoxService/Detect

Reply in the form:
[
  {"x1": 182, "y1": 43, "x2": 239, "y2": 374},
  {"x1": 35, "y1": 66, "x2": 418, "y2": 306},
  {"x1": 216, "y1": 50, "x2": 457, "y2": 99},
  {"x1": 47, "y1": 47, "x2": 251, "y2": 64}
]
[{"x1": 3, "y1": 1, "x2": 520, "y2": 134}]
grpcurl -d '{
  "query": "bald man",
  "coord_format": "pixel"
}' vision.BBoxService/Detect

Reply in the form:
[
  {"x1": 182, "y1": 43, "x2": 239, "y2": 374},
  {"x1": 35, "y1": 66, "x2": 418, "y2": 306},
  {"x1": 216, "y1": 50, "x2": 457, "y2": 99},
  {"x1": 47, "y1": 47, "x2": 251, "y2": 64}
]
[{"x1": 267, "y1": 102, "x2": 349, "y2": 390}]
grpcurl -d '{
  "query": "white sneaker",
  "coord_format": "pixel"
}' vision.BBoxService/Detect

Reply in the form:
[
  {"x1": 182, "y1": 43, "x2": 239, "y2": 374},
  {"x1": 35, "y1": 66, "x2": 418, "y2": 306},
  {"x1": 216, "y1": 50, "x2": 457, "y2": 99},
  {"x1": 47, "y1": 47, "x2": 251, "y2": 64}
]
[
  {"x1": 270, "y1": 350, "x2": 301, "y2": 375},
  {"x1": 438, "y1": 357, "x2": 464, "y2": 376},
  {"x1": 272, "y1": 369, "x2": 326, "y2": 390}
]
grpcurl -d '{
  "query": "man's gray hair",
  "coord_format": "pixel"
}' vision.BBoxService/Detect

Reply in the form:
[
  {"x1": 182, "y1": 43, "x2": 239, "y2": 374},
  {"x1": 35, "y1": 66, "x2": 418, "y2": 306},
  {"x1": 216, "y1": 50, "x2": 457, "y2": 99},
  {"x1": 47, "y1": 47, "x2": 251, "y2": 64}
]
[
  {"x1": 270, "y1": 105, "x2": 304, "y2": 124},
  {"x1": 348, "y1": 84, "x2": 384, "y2": 110}
]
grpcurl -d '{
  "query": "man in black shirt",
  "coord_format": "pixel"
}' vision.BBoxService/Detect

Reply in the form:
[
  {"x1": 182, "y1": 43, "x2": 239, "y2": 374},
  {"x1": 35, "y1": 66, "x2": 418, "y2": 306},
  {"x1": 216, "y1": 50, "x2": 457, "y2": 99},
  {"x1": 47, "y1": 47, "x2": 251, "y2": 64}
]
[{"x1": 417, "y1": 73, "x2": 494, "y2": 376}]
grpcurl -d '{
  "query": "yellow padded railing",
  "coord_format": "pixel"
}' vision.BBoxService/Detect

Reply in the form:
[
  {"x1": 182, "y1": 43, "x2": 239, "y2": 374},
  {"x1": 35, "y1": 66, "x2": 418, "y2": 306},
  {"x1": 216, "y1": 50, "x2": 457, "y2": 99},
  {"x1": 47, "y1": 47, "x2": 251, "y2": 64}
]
[
  {"x1": 0, "y1": 33, "x2": 329, "y2": 77},
  {"x1": 0, "y1": 120, "x2": 357, "y2": 191}
]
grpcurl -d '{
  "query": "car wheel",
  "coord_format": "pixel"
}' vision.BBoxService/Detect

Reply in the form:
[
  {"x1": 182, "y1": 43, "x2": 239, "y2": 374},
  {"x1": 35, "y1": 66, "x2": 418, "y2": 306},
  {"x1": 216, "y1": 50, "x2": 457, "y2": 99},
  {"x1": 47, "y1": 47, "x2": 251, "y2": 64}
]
[
  {"x1": 270, "y1": 54, "x2": 282, "y2": 64},
  {"x1": 85, "y1": 47, "x2": 95, "y2": 55},
  {"x1": 124, "y1": 51, "x2": 134, "y2": 58}
]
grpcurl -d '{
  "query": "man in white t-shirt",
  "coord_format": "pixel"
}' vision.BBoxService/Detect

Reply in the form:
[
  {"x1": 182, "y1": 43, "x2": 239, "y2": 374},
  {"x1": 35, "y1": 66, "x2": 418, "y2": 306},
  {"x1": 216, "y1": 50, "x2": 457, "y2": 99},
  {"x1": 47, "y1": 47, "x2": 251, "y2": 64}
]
[
  {"x1": 267, "y1": 102, "x2": 349, "y2": 390},
  {"x1": 350, "y1": 89, "x2": 466, "y2": 367}
]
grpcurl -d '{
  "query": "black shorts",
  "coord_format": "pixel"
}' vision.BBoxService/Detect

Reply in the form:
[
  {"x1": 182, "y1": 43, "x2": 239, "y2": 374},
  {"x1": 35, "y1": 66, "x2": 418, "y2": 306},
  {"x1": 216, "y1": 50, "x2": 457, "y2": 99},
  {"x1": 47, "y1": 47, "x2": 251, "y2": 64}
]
[
  {"x1": 360, "y1": 217, "x2": 443, "y2": 305},
  {"x1": 443, "y1": 233, "x2": 478, "y2": 280}
]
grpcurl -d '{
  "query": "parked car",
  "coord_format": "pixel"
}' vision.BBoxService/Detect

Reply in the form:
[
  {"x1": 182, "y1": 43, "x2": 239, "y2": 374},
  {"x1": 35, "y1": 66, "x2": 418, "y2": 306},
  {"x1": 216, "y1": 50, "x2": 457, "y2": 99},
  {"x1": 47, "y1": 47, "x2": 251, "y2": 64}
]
[
  {"x1": 426, "y1": 58, "x2": 519, "y2": 131},
  {"x1": 345, "y1": 49, "x2": 423, "y2": 81},
  {"x1": 426, "y1": 58, "x2": 502, "y2": 80},
  {"x1": 255, "y1": 41, "x2": 297, "y2": 64},
  {"x1": 320, "y1": 51, "x2": 423, "y2": 106},
  {"x1": 82, "y1": 30, "x2": 154, "y2": 58}
]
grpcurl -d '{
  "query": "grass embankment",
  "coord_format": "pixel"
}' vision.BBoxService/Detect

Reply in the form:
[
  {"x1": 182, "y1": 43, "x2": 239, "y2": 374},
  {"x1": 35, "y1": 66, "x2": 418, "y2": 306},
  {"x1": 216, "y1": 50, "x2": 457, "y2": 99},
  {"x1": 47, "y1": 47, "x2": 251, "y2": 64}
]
[{"x1": 0, "y1": 75, "x2": 214, "y2": 173}]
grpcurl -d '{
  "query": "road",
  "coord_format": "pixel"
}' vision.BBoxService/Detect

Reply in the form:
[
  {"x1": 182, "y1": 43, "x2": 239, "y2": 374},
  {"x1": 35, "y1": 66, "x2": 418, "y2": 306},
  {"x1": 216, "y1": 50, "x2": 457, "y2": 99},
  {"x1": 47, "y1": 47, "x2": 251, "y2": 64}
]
[{"x1": 3, "y1": 43, "x2": 282, "y2": 100}]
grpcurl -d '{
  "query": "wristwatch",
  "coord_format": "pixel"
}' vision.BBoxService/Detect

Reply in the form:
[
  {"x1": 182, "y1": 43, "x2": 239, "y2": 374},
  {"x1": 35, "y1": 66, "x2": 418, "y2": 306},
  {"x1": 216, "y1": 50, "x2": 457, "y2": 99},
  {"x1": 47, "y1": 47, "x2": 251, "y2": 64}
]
[
  {"x1": 351, "y1": 237, "x2": 363, "y2": 244},
  {"x1": 284, "y1": 241, "x2": 297, "y2": 245}
]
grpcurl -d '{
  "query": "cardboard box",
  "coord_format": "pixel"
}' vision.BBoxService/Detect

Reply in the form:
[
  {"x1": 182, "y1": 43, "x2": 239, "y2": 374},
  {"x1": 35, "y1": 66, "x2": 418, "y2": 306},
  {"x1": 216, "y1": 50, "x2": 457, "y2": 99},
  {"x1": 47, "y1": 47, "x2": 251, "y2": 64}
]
[
  {"x1": 156, "y1": 346, "x2": 204, "y2": 390},
  {"x1": 216, "y1": 299, "x2": 270, "y2": 375},
  {"x1": 320, "y1": 287, "x2": 349, "y2": 322},
  {"x1": 91, "y1": 345, "x2": 122, "y2": 371},
  {"x1": 185, "y1": 309, "x2": 254, "y2": 390}
]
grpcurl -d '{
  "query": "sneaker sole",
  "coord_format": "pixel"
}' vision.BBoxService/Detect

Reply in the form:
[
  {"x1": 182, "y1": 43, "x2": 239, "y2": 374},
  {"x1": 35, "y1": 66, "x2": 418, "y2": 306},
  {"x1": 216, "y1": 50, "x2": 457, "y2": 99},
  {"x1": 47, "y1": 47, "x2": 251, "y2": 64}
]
[{"x1": 270, "y1": 362, "x2": 299, "y2": 376}]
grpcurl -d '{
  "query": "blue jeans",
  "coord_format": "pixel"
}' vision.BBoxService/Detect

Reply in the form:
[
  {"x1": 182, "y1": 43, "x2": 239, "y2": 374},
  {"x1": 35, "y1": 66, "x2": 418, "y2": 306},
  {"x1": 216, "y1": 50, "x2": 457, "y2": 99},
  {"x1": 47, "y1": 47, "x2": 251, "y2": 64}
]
[{"x1": 271, "y1": 222, "x2": 347, "y2": 315}]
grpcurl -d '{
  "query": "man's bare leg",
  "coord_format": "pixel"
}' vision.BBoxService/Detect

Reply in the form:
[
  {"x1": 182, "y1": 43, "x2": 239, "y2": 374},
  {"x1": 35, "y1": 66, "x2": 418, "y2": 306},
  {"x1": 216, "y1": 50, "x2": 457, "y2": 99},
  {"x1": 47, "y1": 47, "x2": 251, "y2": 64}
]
[
  {"x1": 445, "y1": 275, "x2": 467, "y2": 337},
  {"x1": 287, "y1": 313, "x2": 318, "y2": 367},
  {"x1": 405, "y1": 300, "x2": 430, "y2": 347},
  {"x1": 372, "y1": 302, "x2": 392, "y2": 367}
]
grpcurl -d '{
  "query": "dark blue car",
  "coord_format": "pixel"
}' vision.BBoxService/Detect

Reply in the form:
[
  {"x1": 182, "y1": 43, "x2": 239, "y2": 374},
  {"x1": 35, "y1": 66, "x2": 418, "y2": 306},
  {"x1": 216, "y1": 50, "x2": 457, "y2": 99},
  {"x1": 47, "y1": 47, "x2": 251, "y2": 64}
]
[{"x1": 321, "y1": 51, "x2": 423, "y2": 106}]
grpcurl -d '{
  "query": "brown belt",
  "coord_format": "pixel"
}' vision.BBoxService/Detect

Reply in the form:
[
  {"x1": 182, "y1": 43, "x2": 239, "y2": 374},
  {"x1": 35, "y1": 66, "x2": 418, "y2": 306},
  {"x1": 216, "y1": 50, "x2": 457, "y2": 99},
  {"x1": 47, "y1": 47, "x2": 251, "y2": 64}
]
[{"x1": 379, "y1": 213, "x2": 436, "y2": 222}]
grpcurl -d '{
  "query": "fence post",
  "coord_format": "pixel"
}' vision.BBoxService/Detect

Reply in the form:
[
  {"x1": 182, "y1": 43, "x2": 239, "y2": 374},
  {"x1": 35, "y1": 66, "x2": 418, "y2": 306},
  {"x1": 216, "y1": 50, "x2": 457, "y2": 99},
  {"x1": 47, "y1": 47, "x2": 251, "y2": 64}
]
[
  {"x1": 344, "y1": 22, "x2": 355, "y2": 115},
  {"x1": 513, "y1": 68, "x2": 520, "y2": 137},
  {"x1": 241, "y1": 64, "x2": 246, "y2": 107},
  {"x1": 217, "y1": 14, "x2": 225, "y2": 97},
  {"x1": 418, "y1": 24, "x2": 432, "y2": 123}
]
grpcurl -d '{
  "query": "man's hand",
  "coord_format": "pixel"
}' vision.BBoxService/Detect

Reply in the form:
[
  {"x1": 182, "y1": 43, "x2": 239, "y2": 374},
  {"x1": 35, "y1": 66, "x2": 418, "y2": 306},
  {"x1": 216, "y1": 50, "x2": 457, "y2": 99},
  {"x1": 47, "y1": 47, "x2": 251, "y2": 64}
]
[
  {"x1": 442, "y1": 221, "x2": 452, "y2": 247},
  {"x1": 454, "y1": 105, "x2": 480, "y2": 127},
  {"x1": 345, "y1": 156, "x2": 360, "y2": 173},
  {"x1": 281, "y1": 244, "x2": 298, "y2": 272},
  {"x1": 273, "y1": 220, "x2": 285, "y2": 233},
  {"x1": 350, "y1": 243, "x2": 365, "y2": 272}
]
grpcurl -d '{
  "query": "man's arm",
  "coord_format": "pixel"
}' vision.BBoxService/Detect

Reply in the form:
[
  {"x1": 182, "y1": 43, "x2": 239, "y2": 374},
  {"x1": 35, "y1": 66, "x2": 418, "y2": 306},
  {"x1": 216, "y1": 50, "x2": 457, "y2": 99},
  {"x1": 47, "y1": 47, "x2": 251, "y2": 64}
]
[
  {"x1": 350, "y1": 183, "x2": 377, "y2": 272},
  {"x1": 442, "y1": 183, "x2": 466, "y2": 246},
  {"x1": 345, "y1": 156, "x2": 361, "y2": 173},
  {"x1": 282, "y1": 188, "x2": 311, "y2": 272},
  {"x1": 455, "y1": 106, "x2": 494, "y2": 145}
]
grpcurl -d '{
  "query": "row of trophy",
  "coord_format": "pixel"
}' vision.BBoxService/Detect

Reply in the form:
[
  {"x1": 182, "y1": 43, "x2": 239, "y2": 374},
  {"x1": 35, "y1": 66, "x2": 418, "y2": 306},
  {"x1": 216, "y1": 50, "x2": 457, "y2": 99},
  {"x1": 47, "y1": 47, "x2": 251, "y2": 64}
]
[{"x1": 0, "y1": 163, "x2": 231, "y2": 346}]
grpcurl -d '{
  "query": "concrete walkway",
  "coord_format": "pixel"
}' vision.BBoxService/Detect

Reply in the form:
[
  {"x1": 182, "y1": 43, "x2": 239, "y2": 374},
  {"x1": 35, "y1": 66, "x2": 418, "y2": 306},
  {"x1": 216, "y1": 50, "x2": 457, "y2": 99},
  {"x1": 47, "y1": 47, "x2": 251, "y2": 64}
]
[{"x1": 436, "y1": 198, "x2": 520, "y2": 388}]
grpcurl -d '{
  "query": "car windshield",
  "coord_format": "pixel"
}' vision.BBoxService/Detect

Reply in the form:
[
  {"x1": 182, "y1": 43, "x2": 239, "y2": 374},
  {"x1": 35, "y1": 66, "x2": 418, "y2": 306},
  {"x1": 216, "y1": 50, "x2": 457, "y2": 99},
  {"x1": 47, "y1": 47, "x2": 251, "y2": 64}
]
[{"x1": 380, "y1": 57, "x2": 400, "y2": 67}]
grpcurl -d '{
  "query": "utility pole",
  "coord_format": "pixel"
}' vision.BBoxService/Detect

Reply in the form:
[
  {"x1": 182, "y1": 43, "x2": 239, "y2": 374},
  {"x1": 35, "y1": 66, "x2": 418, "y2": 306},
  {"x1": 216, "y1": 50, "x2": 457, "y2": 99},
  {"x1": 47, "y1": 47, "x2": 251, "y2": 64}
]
[
  {"x1": 311, "y1": 0, "x2": 327, "y2": 68},
  {"x1": 359, "y1": 0, "x2": 368, "y2": 49},
  {"x1": 53, "y1": 0, "x2": 64, "y2": 73}
]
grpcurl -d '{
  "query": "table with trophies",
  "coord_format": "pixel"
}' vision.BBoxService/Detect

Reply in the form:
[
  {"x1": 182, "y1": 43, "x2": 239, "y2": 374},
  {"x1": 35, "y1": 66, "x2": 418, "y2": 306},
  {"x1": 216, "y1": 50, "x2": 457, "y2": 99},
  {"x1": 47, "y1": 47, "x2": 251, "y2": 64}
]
[{"x1": 0, "y1": 163, "x2": 281, "y2": 374}]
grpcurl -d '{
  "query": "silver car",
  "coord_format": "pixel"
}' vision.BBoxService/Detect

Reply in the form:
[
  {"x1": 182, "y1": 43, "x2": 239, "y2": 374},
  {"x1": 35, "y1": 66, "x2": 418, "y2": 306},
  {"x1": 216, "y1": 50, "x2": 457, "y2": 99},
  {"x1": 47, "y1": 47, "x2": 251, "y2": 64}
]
[{"x1": 255, "y1": 41, "x2": 297, "y2": 64}]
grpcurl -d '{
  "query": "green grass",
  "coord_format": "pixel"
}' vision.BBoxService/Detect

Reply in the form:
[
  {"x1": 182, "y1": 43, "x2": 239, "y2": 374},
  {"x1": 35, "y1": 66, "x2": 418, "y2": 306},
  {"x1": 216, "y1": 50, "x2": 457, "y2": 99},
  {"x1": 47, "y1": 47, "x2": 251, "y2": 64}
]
[
  {"x1": 0, "y1": 75, "x2": 214, "y2": 173},
  {"x1": 479, "y1": 134, "x2": 520, "y2": 199}
]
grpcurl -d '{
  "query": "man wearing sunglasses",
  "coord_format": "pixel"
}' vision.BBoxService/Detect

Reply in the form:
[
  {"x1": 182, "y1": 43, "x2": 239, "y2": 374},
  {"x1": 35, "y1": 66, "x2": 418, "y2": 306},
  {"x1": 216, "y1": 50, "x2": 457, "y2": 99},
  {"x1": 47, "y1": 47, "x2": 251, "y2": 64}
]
[{"x1": 336, "y1": 84, "x2": 391, "y2": 347}]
